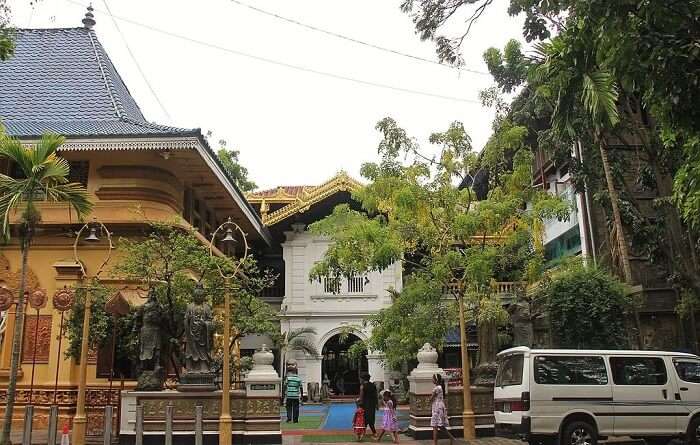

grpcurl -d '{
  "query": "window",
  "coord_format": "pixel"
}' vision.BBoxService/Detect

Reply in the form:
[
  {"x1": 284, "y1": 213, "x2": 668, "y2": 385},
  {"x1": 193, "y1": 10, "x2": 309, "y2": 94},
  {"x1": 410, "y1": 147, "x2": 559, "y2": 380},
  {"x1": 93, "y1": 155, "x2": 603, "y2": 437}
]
[
  {"x1": 673, "y1": 359, "x2": 700, "y2": 384},
  {"x1": 496, "y1": 354, "x2": 524, "y2": 387},
  {"x1": 534, "y1": 355, "x2": 608, "y2": 385},
  {"x1": 610, "y1": 356, "x2": 667, "y2": 385},
  {"x1": 68, "y1": 161, "x2": 89, "y2": 186}
]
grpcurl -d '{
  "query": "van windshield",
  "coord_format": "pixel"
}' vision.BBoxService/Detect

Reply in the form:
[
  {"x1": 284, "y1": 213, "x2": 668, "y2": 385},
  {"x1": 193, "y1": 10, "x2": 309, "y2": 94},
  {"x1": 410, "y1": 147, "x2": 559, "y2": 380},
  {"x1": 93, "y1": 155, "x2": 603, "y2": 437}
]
[{"x1": 496, "y1": 354, "x2": 524, "y2": 387}]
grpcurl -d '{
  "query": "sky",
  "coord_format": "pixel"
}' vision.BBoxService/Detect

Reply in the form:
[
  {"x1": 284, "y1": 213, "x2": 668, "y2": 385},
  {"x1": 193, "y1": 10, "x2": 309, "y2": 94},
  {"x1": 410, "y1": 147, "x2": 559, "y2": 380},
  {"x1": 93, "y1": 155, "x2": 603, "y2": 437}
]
[{"x1": 7, "y1": 0, "x2": 525, "y2": 190}]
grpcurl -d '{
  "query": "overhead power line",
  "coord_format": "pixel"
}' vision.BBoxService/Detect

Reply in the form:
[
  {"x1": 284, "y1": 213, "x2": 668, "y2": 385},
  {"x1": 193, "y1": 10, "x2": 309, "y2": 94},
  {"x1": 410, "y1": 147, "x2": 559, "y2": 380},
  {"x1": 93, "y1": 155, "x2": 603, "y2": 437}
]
[
  {"x1": 66, "y1": 0, "x2": 482, "y2": 105},
  {"x1": 101, "y1": 0, "x2": 172, "y2": 121},
  {"x1": 229, "y1": 0, "x2": 490, "y2": 76}
]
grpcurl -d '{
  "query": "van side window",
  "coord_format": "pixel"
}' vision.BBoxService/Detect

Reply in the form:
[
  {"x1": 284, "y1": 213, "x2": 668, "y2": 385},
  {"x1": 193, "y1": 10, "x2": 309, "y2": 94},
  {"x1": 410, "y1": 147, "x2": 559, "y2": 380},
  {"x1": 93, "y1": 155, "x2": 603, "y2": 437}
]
[
  {"x1": 496, "y1": 354, "x2": 523, "y2": 387},
  {"x1": 534, "y1": 355, "x2": 608, "y2": 385},
  {"x1": 673, "y1": 359, "x2": 700, "y2": 383},
  {"x1": 610, "y1": 357, "x2": 667, "y2": 385}
]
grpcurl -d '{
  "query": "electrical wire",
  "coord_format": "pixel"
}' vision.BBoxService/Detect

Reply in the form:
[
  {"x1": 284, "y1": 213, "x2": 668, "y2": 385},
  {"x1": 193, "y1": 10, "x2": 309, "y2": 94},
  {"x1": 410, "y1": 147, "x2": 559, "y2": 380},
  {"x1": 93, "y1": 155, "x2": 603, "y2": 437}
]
[
  {"x1": 67, "y1": 0, "x2": 482, "y2": 105},
  {"x1": 229, "y1": 0, "x2": 490, "y2": 76},
  {"x1": 101, "y1": 0, "x2": 173, "y2": 121}
]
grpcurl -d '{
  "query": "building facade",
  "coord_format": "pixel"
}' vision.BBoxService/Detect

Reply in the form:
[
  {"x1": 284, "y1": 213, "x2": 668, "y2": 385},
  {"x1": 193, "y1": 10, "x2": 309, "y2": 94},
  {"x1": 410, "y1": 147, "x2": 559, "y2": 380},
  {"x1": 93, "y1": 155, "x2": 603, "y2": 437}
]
[
  {"x1": 0, "y1": 14, "x2": 269, "y2": 430},
  {"x1": 247, "y1": 173, "x2": 402, "y2": 395}
]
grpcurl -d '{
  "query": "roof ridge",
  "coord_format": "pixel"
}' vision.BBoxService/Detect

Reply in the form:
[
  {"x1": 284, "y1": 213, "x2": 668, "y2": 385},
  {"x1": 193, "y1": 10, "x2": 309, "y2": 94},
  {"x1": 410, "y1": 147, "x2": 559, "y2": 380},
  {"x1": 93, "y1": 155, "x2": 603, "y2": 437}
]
[{"x1": 85, "y1": 29, "x2": 123, "y2": 119}]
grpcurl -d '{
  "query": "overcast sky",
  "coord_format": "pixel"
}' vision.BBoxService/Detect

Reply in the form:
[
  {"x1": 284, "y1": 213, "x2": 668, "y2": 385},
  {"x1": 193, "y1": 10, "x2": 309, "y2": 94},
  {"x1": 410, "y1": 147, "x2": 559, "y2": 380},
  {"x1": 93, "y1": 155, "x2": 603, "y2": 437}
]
[{"x1": 8, "y1": 0, "x2": 524, "y2": 190}]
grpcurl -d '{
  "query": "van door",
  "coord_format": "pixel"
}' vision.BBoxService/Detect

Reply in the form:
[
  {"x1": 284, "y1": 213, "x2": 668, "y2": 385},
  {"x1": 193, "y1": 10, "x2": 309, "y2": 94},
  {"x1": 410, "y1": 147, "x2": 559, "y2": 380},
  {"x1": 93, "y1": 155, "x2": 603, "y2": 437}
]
[
  {"x1": 671, "y1": 357, "x2": 700, "y2": 431},
  {"x1": 609, "y1": 356, "x2": 677, "y2": 435},
  {"x1": 532, "y1": 355, "x2": 613, "y2": 435}
]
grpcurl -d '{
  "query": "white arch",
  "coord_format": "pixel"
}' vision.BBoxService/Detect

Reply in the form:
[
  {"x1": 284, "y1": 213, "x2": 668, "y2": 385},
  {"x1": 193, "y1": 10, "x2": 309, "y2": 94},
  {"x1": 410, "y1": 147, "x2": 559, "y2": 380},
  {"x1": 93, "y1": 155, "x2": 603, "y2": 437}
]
[{"x1": 318, "y1": 325, "x2": 368, "y2": 350}]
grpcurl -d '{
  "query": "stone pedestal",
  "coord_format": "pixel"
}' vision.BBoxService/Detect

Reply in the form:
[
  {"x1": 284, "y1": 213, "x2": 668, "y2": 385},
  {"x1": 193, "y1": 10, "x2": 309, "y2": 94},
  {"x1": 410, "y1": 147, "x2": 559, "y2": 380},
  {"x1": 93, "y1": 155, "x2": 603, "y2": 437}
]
[
  {"x1": 243, "y1": 345, "x2": 281, "y2": 442},
  {"x1": 118, "y1": 346, "x2": 282, "y2": 445},
  {"x1": 406, "y1": 343, "x2": 495, "y2": 439},
  {"x1": 407, "y1": 343, "x2": 449, "y2": 440}
]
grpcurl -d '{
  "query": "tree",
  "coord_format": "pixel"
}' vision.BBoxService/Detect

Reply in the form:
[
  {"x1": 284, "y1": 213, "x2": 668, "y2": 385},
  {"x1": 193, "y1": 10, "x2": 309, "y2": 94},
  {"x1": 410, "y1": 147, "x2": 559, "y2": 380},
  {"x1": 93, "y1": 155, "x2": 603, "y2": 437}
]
[
  {"x1": 0, "y1": 133, "x2": 92, "y2": 445},
  {"x1": 65, "y1": 221, "x2": 280, "y2": 381},
  {"x1": 535, "y1": 260, "x2": 632, "y2": 349},
  {"x1": 275, "y1": 327, "x2": 319, "y2": 381},
  {"x1": 400, "y1": 0, "x2": 700, "y2": 225},
  {"x1": 0, "y1": 0, "x2": 13, "y2": 61},
  {"x1": 308, "y1": 117, "x2": 568, "y2": 370},
  {"x1": 216, "y1": 139, "x2": 257, "y2": 192}
]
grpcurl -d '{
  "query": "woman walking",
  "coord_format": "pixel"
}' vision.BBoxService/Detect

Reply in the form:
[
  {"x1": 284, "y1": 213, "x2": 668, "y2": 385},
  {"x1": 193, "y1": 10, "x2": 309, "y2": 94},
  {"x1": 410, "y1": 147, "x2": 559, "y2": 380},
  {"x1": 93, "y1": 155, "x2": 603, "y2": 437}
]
[
  {"x1": 431, "y1": 374, "x2": 455, "y2": 445},
  {"x1": 359, "y1": 374, "x2": 378, "y2": 437}
]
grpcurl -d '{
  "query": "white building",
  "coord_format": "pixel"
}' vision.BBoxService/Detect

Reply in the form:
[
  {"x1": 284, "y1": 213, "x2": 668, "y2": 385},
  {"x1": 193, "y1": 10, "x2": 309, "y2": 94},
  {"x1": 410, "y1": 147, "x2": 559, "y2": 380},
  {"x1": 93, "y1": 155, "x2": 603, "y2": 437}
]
[{"x1": 246, "y1": 172, "x2": 402, "y2": 394}]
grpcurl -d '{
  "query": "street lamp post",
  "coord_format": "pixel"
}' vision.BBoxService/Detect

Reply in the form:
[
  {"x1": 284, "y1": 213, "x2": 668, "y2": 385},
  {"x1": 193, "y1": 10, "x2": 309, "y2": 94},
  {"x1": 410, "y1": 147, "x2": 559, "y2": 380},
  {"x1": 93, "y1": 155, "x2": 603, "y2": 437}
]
[
  {"x1": 209, "y1": 218, "x2": 248, "y2": 445},
  {"x1": 72, "y1": 219, "x2": 113, "y2": 445}
]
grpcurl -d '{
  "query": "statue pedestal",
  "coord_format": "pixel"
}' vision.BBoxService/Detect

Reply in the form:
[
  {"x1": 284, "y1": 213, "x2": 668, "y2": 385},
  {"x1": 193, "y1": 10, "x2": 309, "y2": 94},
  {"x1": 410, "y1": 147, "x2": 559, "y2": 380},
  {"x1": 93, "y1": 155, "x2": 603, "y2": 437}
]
[
  {"x1": 177, "y1": 372, "x2": 217, "y2": 392},
  {"x1": 407, "y1": 343, "x2": 450, "y2": 440},
  {"x1": 118, "y1": 388, "x2": 280, "y2": 445}
]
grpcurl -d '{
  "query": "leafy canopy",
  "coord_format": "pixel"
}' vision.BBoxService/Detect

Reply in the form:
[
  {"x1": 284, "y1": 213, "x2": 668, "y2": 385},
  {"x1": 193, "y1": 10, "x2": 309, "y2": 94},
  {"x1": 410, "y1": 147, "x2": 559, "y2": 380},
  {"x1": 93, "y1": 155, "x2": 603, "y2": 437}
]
[
  {"x1": 65, "y1": 220, "x2": 279, "y2": 376},
  {"x1": 309, "y1": 117, "x2": 569, "y2": 367},
  {"x1": 0, "y1": 133, "x2": 92, "y2": 240},
  {"x1": 535, "y1": 260, "x2": 632, "y2": 349}
]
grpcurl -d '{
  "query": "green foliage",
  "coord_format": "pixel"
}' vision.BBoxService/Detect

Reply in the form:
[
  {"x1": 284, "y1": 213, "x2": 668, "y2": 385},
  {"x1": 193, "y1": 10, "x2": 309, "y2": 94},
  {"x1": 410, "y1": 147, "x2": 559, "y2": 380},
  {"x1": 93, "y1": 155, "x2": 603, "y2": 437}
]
[
  {"x1": 64, "y1": 280, "x2": 139, "y2": 370},
  {"x1": 310, "y1": 117, "x2": 569, "y2": 366},
  {"x1": 0, "y1": 0, "x2": 13, "y2": 61},
  {"x1": 536, "y1": 261, "x2": 632, "y2": 349},
  {"x1": 0, "y1": 133, "x2": 93, "y2": 240},
  {"x1": 64, "y1": 221, "x2": 279, "y2": 374},
  {"x1": 217, "y1": 144, "x2": 257, "y2": 192}
]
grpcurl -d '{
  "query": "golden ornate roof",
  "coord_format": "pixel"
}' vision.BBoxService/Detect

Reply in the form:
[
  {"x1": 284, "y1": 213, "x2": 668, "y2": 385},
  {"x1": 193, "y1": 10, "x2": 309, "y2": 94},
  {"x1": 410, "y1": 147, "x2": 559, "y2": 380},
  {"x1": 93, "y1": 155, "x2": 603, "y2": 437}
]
[{"x1": 246, "y1": 171, "x2": 363, "y2": 226}]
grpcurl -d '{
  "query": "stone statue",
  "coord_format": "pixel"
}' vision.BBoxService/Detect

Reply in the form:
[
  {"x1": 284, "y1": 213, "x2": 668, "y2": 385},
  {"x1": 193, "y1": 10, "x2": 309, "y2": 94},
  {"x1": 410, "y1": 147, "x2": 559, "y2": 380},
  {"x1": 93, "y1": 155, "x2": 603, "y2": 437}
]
[
  {"x1": 136, "y1": 288, "x2": 163, "y2": 390},
  {"x1": 184, "y1": 283, "x2": 214, "y2": 373},
  {"x1": 508, "y1": 299, "x2": 533, "y2": 347}
]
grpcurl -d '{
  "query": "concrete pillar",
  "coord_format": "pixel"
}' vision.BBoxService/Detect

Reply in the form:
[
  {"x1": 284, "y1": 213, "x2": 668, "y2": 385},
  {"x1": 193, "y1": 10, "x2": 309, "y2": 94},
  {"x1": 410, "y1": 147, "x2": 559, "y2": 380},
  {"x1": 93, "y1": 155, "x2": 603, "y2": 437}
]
[
  {"x1": 298, "y1": 354, "x2": 322, "y2": 390},
  {"x1": 407, "y1": 343, "x2": 449, "y2": 440},
  {"x1": 244, "y1": 344, "x2": 282, "y2": 444},
  {"x1": 367, "y1": 352, "x2": 388, "y2": 388}
]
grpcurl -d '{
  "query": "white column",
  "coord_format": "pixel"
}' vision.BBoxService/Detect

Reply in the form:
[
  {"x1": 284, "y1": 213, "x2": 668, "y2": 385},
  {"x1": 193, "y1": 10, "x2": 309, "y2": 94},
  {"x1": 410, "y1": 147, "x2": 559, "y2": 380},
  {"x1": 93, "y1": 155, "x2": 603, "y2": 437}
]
[
  {"x1": 298, "y1": 354, "x2": 322, "y2": 389},
  {"x1": 367, "y1": 352, "x2": 388, "y2": 388}
]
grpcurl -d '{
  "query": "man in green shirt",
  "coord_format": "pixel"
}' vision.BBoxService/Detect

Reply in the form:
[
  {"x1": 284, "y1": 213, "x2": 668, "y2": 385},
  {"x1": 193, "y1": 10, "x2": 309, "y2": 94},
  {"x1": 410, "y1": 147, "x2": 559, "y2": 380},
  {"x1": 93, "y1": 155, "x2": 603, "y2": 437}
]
[{"x1": 284, "y1": 368, "x2": 304, "y2": 423}]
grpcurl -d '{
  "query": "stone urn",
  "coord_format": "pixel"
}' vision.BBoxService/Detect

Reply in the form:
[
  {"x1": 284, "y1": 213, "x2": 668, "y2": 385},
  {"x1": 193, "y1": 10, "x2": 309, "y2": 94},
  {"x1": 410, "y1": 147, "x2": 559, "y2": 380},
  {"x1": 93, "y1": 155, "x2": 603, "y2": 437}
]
[
  {"x1": 253, "y1": 344, "x2": 275, "y2": 370},
  {"x1": 416, "y1": 343, "x2": 438, "y2": 369}
]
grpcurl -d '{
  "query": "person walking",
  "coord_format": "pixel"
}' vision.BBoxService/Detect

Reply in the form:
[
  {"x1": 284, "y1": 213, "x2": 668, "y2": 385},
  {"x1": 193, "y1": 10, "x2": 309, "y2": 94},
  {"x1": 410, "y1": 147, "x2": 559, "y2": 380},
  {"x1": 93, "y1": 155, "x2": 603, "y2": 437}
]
[
  {"x1": 284, "y1": 368, "x2": 303, "y2": 423},
  {"x1": 430, "y1": 374, "x2": 455, "y2": 445},
  {"x1": 359, "y1": 373, "x2": 378, "y2": 437},
  {"x1": 352, "y1": 399, "x2": 367, "y2": 441},
  {"x1": 376, "y1": 390, "x2": 399, "y2": 443}
]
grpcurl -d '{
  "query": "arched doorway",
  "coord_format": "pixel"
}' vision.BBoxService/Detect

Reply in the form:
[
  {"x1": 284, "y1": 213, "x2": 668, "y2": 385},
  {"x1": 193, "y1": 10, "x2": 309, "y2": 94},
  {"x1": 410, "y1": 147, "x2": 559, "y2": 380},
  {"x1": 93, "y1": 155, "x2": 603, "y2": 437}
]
[{"x1": 321, "y1": 333, "x2": 368, "y2": 396}]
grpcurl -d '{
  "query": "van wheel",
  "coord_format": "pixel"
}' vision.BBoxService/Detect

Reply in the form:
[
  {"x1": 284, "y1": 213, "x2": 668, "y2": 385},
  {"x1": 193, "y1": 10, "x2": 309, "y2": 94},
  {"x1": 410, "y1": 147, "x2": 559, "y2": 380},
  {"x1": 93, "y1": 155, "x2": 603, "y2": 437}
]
[
  {"x1": 562, "y1": 421, "x2": 597, "y2": 445},
  {"x1": 687, "y1": 416, "x2": 700, "y2": 445}
]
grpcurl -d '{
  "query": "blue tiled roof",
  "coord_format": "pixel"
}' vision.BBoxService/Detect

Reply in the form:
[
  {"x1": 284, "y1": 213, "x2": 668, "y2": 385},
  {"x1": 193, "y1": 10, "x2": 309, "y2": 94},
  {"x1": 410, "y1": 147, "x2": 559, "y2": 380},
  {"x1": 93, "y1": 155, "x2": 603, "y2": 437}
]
[{"x1": 0, "y1": 28, "x2": 196, "y2": 138}]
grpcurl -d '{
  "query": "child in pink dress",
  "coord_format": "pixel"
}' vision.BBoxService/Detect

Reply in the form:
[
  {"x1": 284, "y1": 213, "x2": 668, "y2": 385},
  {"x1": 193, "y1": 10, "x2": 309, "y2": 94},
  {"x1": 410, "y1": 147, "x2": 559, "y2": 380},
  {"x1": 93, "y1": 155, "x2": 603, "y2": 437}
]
[
  {"x1": 353, "y1": 400, "x2": 367, "y2": 442},
  {"x1": 376, "y1": 390, "x2": 399, "y2": 443}
]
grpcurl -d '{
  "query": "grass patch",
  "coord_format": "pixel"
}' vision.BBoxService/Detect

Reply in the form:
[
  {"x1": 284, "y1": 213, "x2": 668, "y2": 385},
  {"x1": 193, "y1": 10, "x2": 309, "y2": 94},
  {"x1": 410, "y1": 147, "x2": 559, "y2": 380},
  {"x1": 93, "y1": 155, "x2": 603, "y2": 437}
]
[
  {"x1": 282, "y1": 416, "x2": 323, "y2": 430},
  {"x1": 301, "y1": 434, "x2": 357, "y2": 443}
]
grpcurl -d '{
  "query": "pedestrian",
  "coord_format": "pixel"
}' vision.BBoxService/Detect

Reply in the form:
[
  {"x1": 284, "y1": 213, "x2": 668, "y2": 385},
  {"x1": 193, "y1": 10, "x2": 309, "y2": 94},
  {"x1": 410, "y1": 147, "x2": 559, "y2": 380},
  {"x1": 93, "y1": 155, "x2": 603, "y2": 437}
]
[
  {"x1": 353, "y1": 399, "x2": 367, "y2": 442},
  {"x1": 284, "y1": 367, "x2": 303, "y2": 423},
  {"x1": 431, "y1": 374, "x2": 455, "y2": 445},
  {"x1": 376, "y1": 390, "x2": 399, "y2": 443},
  {"x1": 359, "y1": 373, "x2": 378, "y2": 437}
]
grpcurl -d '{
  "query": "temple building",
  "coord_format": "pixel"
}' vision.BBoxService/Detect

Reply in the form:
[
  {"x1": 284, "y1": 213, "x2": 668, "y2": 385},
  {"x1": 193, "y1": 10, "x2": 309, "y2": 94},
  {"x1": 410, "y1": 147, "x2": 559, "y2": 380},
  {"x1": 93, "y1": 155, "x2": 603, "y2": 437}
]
[
  {"x1": 247, "y1": 173, "x2": 402, "y2": 395},
  {"x1": 0, "y1": 12, "x2": 269, "y2": 431}
]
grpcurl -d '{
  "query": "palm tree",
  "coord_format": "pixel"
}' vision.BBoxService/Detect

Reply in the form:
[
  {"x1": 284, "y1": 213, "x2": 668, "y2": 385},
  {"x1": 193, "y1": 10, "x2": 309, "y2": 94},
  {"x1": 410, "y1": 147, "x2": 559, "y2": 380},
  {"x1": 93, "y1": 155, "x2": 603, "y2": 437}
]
[
  {"x1": 0, "y1": 133, "x2": 92, "y2": 445},
  {"x1": 276, "y1": 327, "x2": 318, "y2": 381},
  {"x1": 534, "y1": 39, "x2": 641, "y2": 347}
]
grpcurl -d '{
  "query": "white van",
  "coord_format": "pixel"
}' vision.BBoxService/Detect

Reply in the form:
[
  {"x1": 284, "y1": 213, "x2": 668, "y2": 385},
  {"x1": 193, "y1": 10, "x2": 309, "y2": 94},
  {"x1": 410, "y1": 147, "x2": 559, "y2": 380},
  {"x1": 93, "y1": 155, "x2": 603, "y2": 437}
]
[{"x1": 494, "y1": 347, "x2": 700, "y2": 445}]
